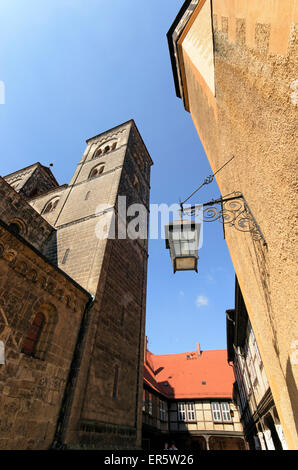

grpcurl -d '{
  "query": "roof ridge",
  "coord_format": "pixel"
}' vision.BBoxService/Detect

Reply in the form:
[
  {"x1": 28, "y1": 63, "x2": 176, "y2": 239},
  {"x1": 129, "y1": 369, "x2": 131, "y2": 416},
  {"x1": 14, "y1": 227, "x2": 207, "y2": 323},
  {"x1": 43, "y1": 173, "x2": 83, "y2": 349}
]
[{"x1": 151, "y1": 348, "x2": 227, "y2": 358}]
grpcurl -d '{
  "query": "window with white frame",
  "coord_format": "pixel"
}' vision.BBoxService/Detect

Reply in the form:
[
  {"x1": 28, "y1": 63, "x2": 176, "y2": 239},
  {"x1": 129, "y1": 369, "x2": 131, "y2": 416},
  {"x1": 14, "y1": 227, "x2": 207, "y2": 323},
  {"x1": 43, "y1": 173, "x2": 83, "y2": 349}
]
[
  {"x1": 249, "y1": 321, "x2": 263, "y2": 366},
  {"x1": 234, "y1": 359, "x2": 248, "y2": 409},
  {"x1": 243, "y1": 366, "x2": 251, "y2": 395},
  {"x1": 221, "y1": 402, "x2": 232, "y2": 422},
  {"x1": 178, "y1": 402, "x2": 196, "y2": 422},
  {"x1": 186, "y1": 402, "x2": 196, "y2": 421},
  {"x1": 159, "y1": 400, "x2": 167, "y2": 421},
  {"x1": 211, "y1": 402, "x2": 232, "y2": 422},
  {"x1": 251, "y1": 329, "x2": 263, "y2": 367},
  {"x1": 254, "y1": 339, "x2": 262, "y2": 366},
  {"x1": 178, "y1": 402, "x2": 186, "y2": 421},
  {"x1": 211, "y1": 402, "x2": 222, "y2": 422}
]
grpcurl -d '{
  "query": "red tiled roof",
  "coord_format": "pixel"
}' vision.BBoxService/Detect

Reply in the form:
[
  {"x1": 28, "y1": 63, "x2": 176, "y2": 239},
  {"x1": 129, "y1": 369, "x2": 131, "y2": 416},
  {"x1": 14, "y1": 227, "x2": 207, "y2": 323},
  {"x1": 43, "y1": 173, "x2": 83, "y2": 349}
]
[{"x1": 144, "y1": 348, "x2": 233, "y2": 399}]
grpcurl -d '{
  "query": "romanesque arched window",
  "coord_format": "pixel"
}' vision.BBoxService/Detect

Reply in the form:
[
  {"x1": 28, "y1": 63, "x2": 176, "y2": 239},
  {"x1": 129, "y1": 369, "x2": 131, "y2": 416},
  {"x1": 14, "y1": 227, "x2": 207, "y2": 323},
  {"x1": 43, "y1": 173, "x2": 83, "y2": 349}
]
[
  {"x1": 21, "y1": 312, "x2": 45, "y2": 356},
  {"x1": 8, "y1": 218, "x2": 27, "y2": 236},
  {"x1": 43, "y1": 197, "x2": 60, "y2": 214},
  {"x1": 21, "y1": 304, "x2": 58, "y2": 360},
  {"x1": 92, "y1": 140, "x2": 117, "y2": 159},
  {"x1": 89, "y1": 164, "x2": 105, "y2": 179},
  {"x1": 9, "y1": 223, "x2": 21, "y2": 235},
  {"x1": 93, "y1": 148, "x2": 102, "y2": 159}
]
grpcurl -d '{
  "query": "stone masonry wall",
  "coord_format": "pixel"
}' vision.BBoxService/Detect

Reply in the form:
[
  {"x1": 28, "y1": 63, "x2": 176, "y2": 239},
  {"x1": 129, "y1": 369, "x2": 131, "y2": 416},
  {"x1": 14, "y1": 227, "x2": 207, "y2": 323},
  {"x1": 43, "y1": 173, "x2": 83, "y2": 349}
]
[
  {"x1": 0, "y1": 224, "x2": 90, "y2": 449},
  {"x1": 0, "y1": 177, "x2": 55, "y2": 252},
  {"x1": 59, "y1": 122, "x2": 151, "y2": 449}
]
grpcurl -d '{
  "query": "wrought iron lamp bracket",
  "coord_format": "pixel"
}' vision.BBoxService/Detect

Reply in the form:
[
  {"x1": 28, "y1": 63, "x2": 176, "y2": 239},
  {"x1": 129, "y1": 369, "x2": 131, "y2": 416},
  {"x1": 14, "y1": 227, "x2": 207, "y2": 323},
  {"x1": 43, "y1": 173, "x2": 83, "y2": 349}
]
[{"x1": 180, "y1": 192, "x2": 267, "y2": 246}]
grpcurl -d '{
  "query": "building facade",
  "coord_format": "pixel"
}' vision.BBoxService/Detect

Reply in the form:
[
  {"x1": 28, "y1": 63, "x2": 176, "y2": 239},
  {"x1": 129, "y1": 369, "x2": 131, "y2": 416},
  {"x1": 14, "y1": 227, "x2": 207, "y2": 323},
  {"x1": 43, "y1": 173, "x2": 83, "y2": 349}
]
[
  {"x1": 0, "y1": 120, "x2": 153, "y2": 449},
  {"x1": 227, "y1": 277, "x2": 289, "y2": 450},
  {"x1": 167, "y1": 0, "x2": 297, "y2": 449},
  {"x1": 142, "y1": 343, "x2": 246, "y2": 451}
]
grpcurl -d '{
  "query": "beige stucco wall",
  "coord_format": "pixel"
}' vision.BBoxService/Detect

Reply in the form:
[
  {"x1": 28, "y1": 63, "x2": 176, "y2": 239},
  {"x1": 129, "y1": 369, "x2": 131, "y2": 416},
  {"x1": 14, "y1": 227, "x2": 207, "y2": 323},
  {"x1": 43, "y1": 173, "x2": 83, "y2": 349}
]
[
  {"x1": 212, "y1": 0, "x2": 298, "y2": 55},
  {"x1": 178, "y1": 0, "x2": 298, "y2": 450},
  {"x1": 181, "y1": 0, "x2": 215, "y2": 96}
]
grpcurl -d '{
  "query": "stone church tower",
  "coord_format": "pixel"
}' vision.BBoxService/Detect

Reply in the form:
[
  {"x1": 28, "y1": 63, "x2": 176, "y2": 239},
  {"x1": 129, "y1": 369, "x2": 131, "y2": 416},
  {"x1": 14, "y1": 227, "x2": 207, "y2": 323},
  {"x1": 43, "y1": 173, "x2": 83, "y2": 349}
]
[{"x1": 1, "y1": 120, "x2": 153, "y2": 449}]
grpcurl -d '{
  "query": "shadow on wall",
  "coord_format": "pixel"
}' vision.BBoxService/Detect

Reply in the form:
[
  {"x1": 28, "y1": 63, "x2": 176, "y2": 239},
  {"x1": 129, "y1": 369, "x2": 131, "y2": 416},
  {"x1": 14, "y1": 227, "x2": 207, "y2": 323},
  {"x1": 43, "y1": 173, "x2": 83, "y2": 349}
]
[
  {"x1": 42, "y1": 231, "x2": 58, "y2": 265},
  {"x1": 286, "y1": 357, "x2": 298, "y2": 437}
]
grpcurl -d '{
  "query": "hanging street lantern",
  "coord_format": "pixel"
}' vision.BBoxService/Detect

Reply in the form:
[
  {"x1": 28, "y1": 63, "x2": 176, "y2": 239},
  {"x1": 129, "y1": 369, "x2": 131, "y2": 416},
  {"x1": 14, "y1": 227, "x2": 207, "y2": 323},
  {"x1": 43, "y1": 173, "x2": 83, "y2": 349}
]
[
  {"x1": 164, "y1": 158, "x2": 267, "y2": 275},
  {"x1": 165, "y1": 219, "x2": 202, "y2": 273}
]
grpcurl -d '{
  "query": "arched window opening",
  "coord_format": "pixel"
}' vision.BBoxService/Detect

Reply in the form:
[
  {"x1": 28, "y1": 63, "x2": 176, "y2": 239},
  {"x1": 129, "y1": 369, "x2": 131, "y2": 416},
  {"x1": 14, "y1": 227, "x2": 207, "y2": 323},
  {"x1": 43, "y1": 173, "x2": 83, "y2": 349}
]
[
  {"x1": 92, "y1": 141, "x2": 117, "y2": 159},
  {"x1": 8, "y1": 219, "x2": 26, "y2": 236},
  {"x1": 43, "y1": 198, "x2": 59, "y2": 214},
  {"x1": 90, "y1": 168, "x2": 98, "y2": 178},
  {"x1": 85, "y1": 191, "x2": 91, "y2": 201},
  {"x1": 89, "y1": 165, "x2": 104, "y2": 179},
  {"x1": 21, "y1": 312, "x2": 45, "y2": 357},
  {"x1": 93, "y1": 148, "x2": 102, "y2": 159},
  {"x1": 44, "y1": 202, "x2": 53, "y2": 213},
  {"x1": 9, "y1": 223, "x2": 21, "y2": 235},
  {"x1": 62, "y1": 248, "x2": 70, "y2": 265},
  {"x1": 22, "y1": 304, "x2": 58, "y2": 361}
]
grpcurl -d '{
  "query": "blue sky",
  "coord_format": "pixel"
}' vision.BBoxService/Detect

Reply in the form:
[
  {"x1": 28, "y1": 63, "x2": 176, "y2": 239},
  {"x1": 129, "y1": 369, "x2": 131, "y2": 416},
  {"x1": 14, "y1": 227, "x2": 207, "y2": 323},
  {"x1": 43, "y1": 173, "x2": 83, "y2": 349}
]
[{"x1": 0, "y1": 0, "x2": 235, "y2": 355}]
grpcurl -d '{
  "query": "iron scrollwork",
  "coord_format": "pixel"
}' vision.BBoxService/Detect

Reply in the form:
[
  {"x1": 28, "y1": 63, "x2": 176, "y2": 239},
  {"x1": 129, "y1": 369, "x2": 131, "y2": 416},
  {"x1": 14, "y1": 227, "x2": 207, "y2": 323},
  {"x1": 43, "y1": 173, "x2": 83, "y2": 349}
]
[{"x1": 181, "y1": 192, "x2": 267, "y2": 246}]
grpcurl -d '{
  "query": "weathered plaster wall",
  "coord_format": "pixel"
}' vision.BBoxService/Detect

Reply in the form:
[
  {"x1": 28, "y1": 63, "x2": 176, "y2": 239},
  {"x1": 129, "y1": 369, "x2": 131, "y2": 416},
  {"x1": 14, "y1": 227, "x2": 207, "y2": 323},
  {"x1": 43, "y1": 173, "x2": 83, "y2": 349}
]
[{"x1": 179, "y1": 0, "x2": 298, "y2": 449}]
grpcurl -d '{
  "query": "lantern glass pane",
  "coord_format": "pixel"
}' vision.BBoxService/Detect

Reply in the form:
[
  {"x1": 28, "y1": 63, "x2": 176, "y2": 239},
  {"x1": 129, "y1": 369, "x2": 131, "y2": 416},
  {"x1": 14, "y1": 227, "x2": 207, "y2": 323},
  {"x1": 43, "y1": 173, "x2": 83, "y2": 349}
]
[
  {"x1": 165, "y1": 220, "x2": 201, "y2": 273},
  {"x1": 181, "y1": 241, "x2": 189, "y2": 255},
  {"x1": 173, "y1": 241, "x2": 181, "y2": 256}
]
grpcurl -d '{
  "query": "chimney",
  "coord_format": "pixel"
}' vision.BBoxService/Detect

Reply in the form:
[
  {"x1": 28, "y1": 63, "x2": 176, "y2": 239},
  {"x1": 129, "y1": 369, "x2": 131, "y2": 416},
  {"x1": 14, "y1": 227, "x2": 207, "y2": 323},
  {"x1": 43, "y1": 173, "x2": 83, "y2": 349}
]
[{"x1": 196, "y1": 342, "x2": 201, "y2": 357}]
